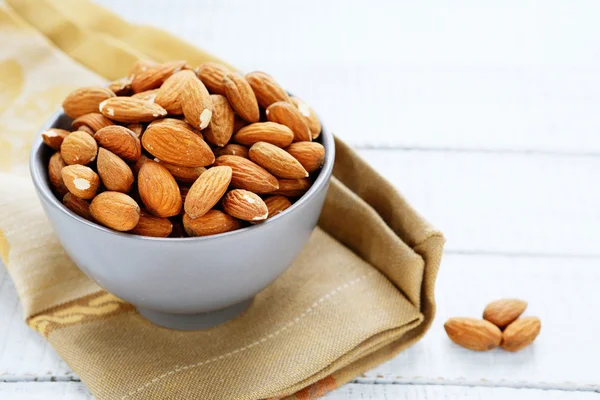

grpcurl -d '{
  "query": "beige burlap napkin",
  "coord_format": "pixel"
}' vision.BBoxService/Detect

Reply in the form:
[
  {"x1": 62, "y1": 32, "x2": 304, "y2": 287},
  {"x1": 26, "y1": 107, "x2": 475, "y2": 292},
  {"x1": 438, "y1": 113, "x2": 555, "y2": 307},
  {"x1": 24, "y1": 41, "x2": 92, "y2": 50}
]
[{"x1": 0, "y1": 1, "x2": 444, "y2": 399}]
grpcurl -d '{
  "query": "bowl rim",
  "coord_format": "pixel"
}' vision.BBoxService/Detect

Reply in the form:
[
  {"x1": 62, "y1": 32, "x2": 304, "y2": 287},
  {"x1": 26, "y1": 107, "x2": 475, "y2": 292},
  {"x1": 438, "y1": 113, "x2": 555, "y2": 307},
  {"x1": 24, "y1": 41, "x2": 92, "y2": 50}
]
[{"x1": 30, "y1": 109, "x2": 335, "y2": 242}]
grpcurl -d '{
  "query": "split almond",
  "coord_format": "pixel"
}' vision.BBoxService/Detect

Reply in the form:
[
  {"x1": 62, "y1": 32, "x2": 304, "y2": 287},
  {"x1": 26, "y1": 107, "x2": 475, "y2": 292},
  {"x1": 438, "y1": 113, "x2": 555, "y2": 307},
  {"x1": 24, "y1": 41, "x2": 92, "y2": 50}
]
[
  {"x1": 41, "y1": 128, "x2": 69, "y2": 151},
  {"x1": 71, "y1": 113, "x2": 114, "y2": 133},
  {"x1": 223, "y1": 73, "x2": 260, "y2": 123},
  {"x1": 501, "y1": 317, "x2": 541, "y2": 352},
  {"x1": 184, "y1": 166, "x2": 232, "y2": 219},
  {"x1": 94, "y1": 125, "x2": 142, "y2": 161},
  {"x1": 183, "y1": 210, "x2": 242, "y2": 237},
  {"x1": 213, "y1": 155, "x2": 279, "y2": 194},
  {"x1": 138, "y1": 161, "x2": 182, "y2": 217},
  {"x1": 223, "y1": 189, "x2": 268, "y2": 222},
  {"x1": 61, "y1": 164, "x2": 100, "y2": 200},
  {"x1": 483, "y1": 298, "x2": 528, "y2": 329},
  {"x1": 99, "y1": 97, "x2": 167, "y2": 123},
  {"x1": 444, "y1": 317, "x2": 502, "y2": 351},
  {"x1": 196, "y1": 62, "x2": 231, "y2": 95},
  {"x1": 181, "y1": 73, "x2": 213, "y2": 130},
  {"x1": 272, "y1": 178, "x2": 311, "y2": 197},
  {"x1": 90, "y1": 192, "x2": 140, "y2": 231},
  {"x1": 62, "y1": 86, "x2": 115, "y2": 119},
  {"x1": 130, "y1": 212, "x2": 173, "y2": 238},
  {"x1": 131, "y1": 60, "x2": 187, "y2": 93},
  {"x1": 214, "y1": 144, "x2": 249, "y2": 159},
  {"x1": 48, "y1": 152, "x2": 68, "y2": 196},
  {"x1": 155, "y1": 70, "x2": 194, "y2": 115},
  {"x1": 290, "y1": 96, "x2": 321, "y2": 139},
  {"x1": 63, "y1": 193, "x2": 93, "y2": 221},
  {"x1": 266, "y1": 101, "x2": 311, "y2": 142},
  {"x1": 60, "y1": 131, "x2": 98, "y2": 165},
  {"x1": 245, "y1": 71, "x2": 291, "y2": 108},
  {"x1": 233, "y1": 122, "x2": 294, "y2": 148},
  {"x1": 249, "y1": 142, "x2": 308, "y2": 179},
  {"x1": 156, "y1": 160, "x2": 205, "y2": 184},
  {"x1": 203, "y1": 94, "x2": 235, "y2": 146},
  {"x1": 96, "y1": 148, "x2": 134, "y2": 193},
  {"x1": 286, "y1": 142, "x2": 325, "y2": 173},
  {"x1": 264, "y1": 195, "x2": 292, "y2": 218},
  {"x1": 142, "y1": 118, "x2": 214, "y2": 167}
]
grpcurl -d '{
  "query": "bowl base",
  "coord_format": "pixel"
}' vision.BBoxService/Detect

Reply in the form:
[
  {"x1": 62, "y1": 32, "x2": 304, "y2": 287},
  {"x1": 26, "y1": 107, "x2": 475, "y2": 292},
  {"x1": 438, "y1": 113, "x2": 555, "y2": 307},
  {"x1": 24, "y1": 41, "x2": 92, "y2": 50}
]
[{"x1": 138, "y1": 299, "x2": 253, "y2": 330}]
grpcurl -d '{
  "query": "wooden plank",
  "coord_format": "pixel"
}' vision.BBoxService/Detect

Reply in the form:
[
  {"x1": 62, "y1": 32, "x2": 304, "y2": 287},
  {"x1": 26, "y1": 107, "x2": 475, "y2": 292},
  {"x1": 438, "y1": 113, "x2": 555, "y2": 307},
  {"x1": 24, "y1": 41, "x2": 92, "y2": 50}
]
[
  {"x1": 96, "y1": 0, "x2": 600, "y2": 153},
  {"x1": 0, "y1": 382, "x2": 91, "y2": 399}
]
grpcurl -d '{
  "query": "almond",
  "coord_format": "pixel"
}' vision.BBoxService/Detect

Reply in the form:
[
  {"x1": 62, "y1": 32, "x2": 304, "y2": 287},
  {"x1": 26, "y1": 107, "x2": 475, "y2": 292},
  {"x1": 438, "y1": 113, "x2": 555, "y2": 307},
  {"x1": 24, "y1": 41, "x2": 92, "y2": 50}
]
[
  {"x1": 272, "y1": 178, "x2": 311, "y2": 197},
  {"x1": 61, "y1": 165, "x2": 100, "y2": 200},
  {"x1": 77, "y1": 125, "x2": 95, "y2": 136},
  {"x1": 94, "y1": 125, "x2": 141, "y2": 161},
  {"x1": 108, "y1": 76, "x2": 133, "y2": 96},
  {"x1": 71, "y1": 113, "x2": 114, "y2": 133},
  {"x1": 444, "y1": 317, "x2": 502, "y2": 351},
  {"x1": 62, "y1": 193, "x2": 93, "y2": 220},
  {"x1": 97, "y1": 148, "x2": 134, "y2": 193},
  {"x1": 285, "y1": 142, "x2": 325, "y2": 173},
  {"x1": 483, "y1": 299, "x2": 528, "y2": 329},
  {"x1": 90, "y1": 192, "x2": 140, "y2": 231},
  {"x1": 213, "y1": 155, "x2": 279, "y2": 194},
  {"x1": 249, "y1": 142, "x2": 308, "y2": 179},
  {"x1": 41, "y1": 128, "x2": 69, "y2": 150},
  {"x1": 290, "y1": 96, "x2": 321, "y2": 139},
  {"x1": 60, "y1": 131, "x2": 98, "y2": 165},
  {"x1": 264, "y1": 195, "x2": 292, "y2": 218},
  {"x1": 155, "y1": 70, "x2": 195, "y2": 114},
  {"x1": 245, "y1": 71, "x2": 291, "y2": 108},
  {"x1": 501, "y1": 317, "x2": 541, "y2": 352},
  {"x1": 48, "y1": 152, "x2": 68, "y2": 196},
  {"x1": 196, "y1": 62, "x2": 231, "y2": 95},
  {"x1": 181, "y1": 74, "x2": 213, "y2": 130},
  {"x1": 138, "y1": 161, "x2": 182, "y2": 217},
  {"x1": 62, "y1": 86, "x2": 115, "y2": 119},
  {"x1": 222, "y1": 189, "x2": 268, "y2": 222},
  {"x1": 142, "y1": 118, "x2": 214, "y2": 167},
  {"x1": 233, "y1": 122, "x2": 294, "y2": 148},
  {"x1": 127, "y1": 123, "x2": 144, "y2": 138},
  {"x1": 204, "y1": 94, "x2": 235, "y2": 146},
  {"x1": 131, "y1": 89, "x2": 159, "y2": 102},
  {"x1": 183, "y1": 210, "x2": 242, "y2": 237},
  {"x1": 132, "y1": 154, "x2": 153, "y2": 176},
  {"x1": 223, "y1": 73, "x2": 259, "y2": 123},
  {"x1": 129, "y1": 59, "x2": 159, "y2": 77},
  {"x1": 156, "y1": 160, "x2": 206, "y2": 184},
  {"x1": 129, "y1": 212, "x2": 173, "y2": 237},
  {"x1": 214, "y1": 144, "x2": 249, "y2": 159},
  {"x1": 184, "y1": 166, "x2": 232, "y2": 218},
  {"x1": 266, "y1": 101, "x2": 311, "y2": 142},
  {"x1": 131, "y1": 60, "x2": 187, "y2": 93},
  {"x1": 99, "y1": 97, "x2": 167, "y2": 123}
]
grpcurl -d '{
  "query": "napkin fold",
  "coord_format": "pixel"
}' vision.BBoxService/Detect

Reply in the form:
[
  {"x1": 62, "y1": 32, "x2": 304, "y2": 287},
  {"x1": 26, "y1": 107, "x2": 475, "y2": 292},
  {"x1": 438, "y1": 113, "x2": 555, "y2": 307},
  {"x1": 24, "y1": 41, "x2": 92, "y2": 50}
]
[{"x1": 0, "y1": 1, "x2": 444, "y2": 399}]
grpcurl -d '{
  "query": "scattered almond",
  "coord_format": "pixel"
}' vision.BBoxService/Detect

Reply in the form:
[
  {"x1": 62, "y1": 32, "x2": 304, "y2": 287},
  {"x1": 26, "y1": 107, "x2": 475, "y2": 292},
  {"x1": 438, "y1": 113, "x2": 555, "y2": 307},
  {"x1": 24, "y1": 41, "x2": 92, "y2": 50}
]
[
  {"x1": 222, "y1": 189, "x2": 268, "y2": 222},
  {"x1": 223, "y1": 73, "x2": 260, "y2": 123},
  {"x1": 90, "y1": 192, "x2": 140, "y2": 231},
  {"x1": 94, "y1": 125, "x2": 142, "y2": 161},
  {"x1": 501, "y1": 316, "x2": 541, "y2": 352},
  {"x1": 97, "y1": 148, "x2": 134, "y2": 193},
  {"x1": 233, "y1": 122, "x2": 294, "y2": 148},
  {"x1": 60, "y1": 131, "x2": 98, "y2": 165},
  {"x1": 184, "y1": 166, "x2": 232, "y2": 219},
  {"x1": 61, "y1": 165, "x2": 100, "y2": 200},
  {"x1": 444, "y1": 317, "x2": 502, "y2": 351},
  {"x1": 213, "y1": 144, "x2": 249, "y2": 159},
  {"x1": 266, "y1": 101, "x2": 311, "y2": 142},
  {"x1": 286, "y1": 142, "x2": 325, "y2": 173},
  {"x1": 130, "y1": 212, "x2": 173, "y2": 238},
  {"x1": 63, "y1": 193, "x2": 93, "y2": 220},
  {"x1": 183, "y1": 210, "x2": 242, "y2": 237},
  {"x1": 204, "y1": 94, "x2": 235, "y2": 146},
  {"x1": 249, "y1": 142, "x2": 308, "y2": 179},
  {"x1": 62, "y1": 86, "x2": 115, "y2": 119},
  {"x1": 196, "y1": 62, "x2": 231, "y2": 95},
  {"x1": 272, "y1": 178, "x2": 311, "y2": 197},
  {"x1": 41, "y1": 128, "x2": 69, "y2": 151},
  {"x1": 290, "y1": 96, "x2": 321, "y2": 139},
  {"x1": 71, "y1": 113, "x2": 114, "y2": 133},
  {"x1": 246, "y1": 71, "x2": 291, "y2": 108},
  {"x1": 264, "y1": 195, "x2": 292, "y2": 218},
  {"x1": 181, "y1": 73, "x2": 213, "y2": 130},
  {"x1": 99, "y1": 97, "x2": 167, "y2": 123},
  {"x1": 137, "y1": 161, "x2": 182, "y2": 217},
  {"x1": 483, "y1": 299, "x2": 528, "y2": 329},
  {"x1": 213, "y1": 155, "x2": 279, "y2": 194}
]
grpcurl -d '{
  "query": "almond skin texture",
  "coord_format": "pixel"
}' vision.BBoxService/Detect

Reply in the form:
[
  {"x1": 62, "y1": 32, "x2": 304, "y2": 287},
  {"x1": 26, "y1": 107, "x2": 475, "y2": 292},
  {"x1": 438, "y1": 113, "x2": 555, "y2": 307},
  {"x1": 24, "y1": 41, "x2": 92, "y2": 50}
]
[
  {"x1": 60, "y1": 130, "x2": 98, "y2": 165},
  {"x1": 196, "y1": 62, "x2": 231, "y2": 95},
  {"x1": 181, "y1": 74, "x2": 213, "y2": 130},
  {"x1": 183, "y1": 210, "x2": 242, "y2": 237},
  {"x1": 223, "y1": 189, "x2": 268, "y2": 222},
  {"x1": 62, "y1": 193, "x2": 93, "y2": 220},
  {"x1": 223, "y1": 73, "x2": 260, "y2": 123},
  {"x1": 137, "y1": 161, "x2": 182, "y2": 217},
  {"x1": 155, "y1": 70, "x2": 194, "y2": 115},
  {"x1": 96, "y1": 148, "x2": 134, "y2": 193},
  {"x1": 233, "y1": 122, "x2": 294, "y2": 148},
  {"x1": 214, "y1": 144, "x2": 249, "y2": 159},
  {"x1": 264, "y1": 195, "x2": 292, "y2": 218},
  {"x1": 62, "y1": 86, "x2": 115, "y2": 119},
  {"x1": 99, "y1": 97, "x2": 167, "y2": 123},
  {"x1": 501, "y1": 317, "x2": 541, "y2": 352},
  {"x1": 246, "y1": 71, "x2": 291, "y2": 108},
  {"x1": 142, "y1": 118, "x2": 214, "y2": 167},
  {"x1": 130, "y1": 212, "x2": 173, "y2": 237},
  {"x1": 249, "y1": 142, "x2": 308, "y2": 179},
  {"x1": 184, "y1": 166, "x2": 232, "y2": 219},
  {"x1": 71, "y1": 113, "x2": 114, "y2": 132},
  {"x1": 90, "y1": 192, "x2": 140, "y2": 231},
  {"x1": 131, "y1": 60, "x2": 186, "y2": 93},
  {"x1": 290, "y1": 96, "x2": 322, "y2": 139},
  {"x1": 483, "y1": 298, "x2": 528, "y2": 329},
  {"x1": 285, "y1": 142, "x2": 325, "y2": 173},
  {"x1": 41, "y1": 128, "x2": 69, "y2": 150},
  {"x1": 61, "y1": 165, "x2": 100, "y2": 200},
  {"x1": 204, "y1": 94, "x2": 235, "y2": 146},
  {"x1": 266, "y1": 101, "x2": 311, "y2": 142},
  {"x1": 48, "y1": 152, "x2": 68, "y2": 196},
  {"x1": 94, "y1": 125, "x2": 141, "y2": 161},
  {"x1": 156, "y1": 160, "x2": 205, "y2": 184},
  {"x1": 444, "y1": 317, "x2": 502, "y2": 351},
  {"x1": 272, "y1": 178, "x2": 311, "y2": 197},
  {"x1": 213, "y1": 155, "x2": 279, "y2": 194}
]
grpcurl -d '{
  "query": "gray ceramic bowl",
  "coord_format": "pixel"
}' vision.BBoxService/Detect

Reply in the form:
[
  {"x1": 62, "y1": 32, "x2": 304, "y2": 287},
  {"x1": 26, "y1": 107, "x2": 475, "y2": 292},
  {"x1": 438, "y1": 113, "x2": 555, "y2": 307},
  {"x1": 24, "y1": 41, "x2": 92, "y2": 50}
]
[{"x1": 30, "y1": 111, "x2": 334, "y2": 330}]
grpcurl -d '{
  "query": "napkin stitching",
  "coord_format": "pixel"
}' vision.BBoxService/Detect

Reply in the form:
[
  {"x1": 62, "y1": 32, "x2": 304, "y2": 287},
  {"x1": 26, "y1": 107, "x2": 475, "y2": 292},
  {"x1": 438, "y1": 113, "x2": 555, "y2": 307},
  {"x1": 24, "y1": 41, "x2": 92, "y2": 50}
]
[{"x1": 121, "y1": 271, "x2": 375, "y2": 400}]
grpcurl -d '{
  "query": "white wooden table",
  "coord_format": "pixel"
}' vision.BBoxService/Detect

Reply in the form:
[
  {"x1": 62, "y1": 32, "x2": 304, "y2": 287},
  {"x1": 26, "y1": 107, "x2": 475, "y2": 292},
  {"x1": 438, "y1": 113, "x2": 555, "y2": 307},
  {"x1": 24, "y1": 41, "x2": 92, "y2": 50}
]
[{"x1": 2, "y1": 1, "x2": 600, "y2": 398}]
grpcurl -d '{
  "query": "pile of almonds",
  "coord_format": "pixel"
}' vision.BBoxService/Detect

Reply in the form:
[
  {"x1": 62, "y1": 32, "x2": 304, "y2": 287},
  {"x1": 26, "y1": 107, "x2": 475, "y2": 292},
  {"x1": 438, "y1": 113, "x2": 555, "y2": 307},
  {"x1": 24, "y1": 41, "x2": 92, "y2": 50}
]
[
  {"x1": 43, "y1": 60, "x2": 325, "y2": 238},
  {"x1": 444, "y1": 298, "x2": 541, "y2": 352}
]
